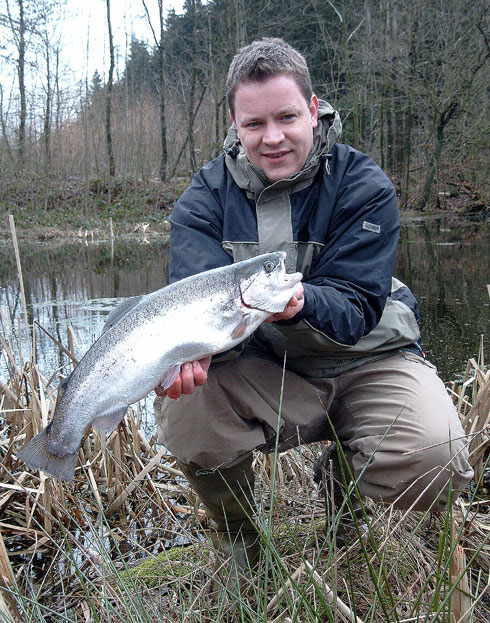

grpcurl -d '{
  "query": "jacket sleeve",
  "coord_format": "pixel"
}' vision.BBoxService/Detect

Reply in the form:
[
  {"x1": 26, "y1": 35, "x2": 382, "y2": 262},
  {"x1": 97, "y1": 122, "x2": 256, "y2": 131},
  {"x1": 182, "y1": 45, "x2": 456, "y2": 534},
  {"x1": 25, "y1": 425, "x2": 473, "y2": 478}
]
[
  {"x1": 294, "y1": 150, "x2": 400, "y2": 346},
  {"x1": 168, "y1": 160, "x2": 232, "y2": 284},
  {"x1": 168, "y1": 159, "x2": 249, "y2": 362}
]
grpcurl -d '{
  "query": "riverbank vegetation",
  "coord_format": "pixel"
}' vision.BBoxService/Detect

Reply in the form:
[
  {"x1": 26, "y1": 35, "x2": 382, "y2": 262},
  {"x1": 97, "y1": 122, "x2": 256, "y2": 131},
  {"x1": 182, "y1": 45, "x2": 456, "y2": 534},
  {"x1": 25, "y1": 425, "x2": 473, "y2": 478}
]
[
  {"x1": 1, "y1": 0, "x2": 489, "y2": 237},
  {"x1": 0, "y1": 305, "x2": 489, "y2": 620},
  {"x1": 0, "y1": 177, "x2": 185, "y2": 241}
]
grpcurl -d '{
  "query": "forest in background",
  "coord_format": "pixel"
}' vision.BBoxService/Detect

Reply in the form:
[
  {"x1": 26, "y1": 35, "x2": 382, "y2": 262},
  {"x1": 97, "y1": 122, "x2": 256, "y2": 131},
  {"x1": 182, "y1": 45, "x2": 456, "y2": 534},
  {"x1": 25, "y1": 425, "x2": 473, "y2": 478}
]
[{"x1": 0, "y1": 0, "x2": 489, "y2": 228}]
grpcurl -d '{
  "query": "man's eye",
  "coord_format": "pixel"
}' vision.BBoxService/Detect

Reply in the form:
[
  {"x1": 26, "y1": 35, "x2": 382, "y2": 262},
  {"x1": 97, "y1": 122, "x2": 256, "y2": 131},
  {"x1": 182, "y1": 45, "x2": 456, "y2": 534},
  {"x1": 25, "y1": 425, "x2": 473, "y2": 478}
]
[{"x1": 283, "y1": 114, "x2": 295, "y2": 121}]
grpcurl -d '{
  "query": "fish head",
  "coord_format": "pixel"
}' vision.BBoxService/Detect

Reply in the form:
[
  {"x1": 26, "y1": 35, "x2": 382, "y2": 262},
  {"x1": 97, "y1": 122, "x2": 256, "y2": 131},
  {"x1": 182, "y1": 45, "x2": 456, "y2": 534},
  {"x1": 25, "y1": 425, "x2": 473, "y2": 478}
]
[{"x1": 238, "y1": 252, "x2": 303, "y2": 314}]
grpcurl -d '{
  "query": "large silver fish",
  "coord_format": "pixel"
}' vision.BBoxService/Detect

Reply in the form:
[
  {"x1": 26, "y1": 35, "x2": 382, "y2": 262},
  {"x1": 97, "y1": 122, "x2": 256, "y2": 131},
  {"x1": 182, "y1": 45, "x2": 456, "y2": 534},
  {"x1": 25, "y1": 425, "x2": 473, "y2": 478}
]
[{"x1": 18, "y1": 252, "x2": 302, "y2": 481}]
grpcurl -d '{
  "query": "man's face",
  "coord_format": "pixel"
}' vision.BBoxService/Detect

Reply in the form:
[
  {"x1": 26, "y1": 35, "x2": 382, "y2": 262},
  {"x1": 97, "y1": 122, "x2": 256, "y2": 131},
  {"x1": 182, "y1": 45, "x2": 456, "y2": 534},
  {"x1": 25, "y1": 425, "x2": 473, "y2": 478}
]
[{"x1": 231, "y1": 74, "x2": 319, "y2": 183}]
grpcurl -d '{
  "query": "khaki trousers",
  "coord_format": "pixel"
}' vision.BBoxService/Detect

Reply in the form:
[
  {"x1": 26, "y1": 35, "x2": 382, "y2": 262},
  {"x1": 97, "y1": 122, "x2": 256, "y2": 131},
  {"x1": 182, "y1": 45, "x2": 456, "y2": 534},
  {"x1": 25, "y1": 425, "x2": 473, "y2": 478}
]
[{"x1": 155, "y1": 349, "x2": 473, "y2": 511}]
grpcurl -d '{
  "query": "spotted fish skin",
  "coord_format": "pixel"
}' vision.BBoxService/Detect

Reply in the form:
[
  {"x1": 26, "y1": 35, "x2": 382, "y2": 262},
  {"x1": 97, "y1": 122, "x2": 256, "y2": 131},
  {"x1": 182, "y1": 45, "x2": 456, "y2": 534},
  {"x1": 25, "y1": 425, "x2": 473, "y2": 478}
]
[{"x1": 18, "y1": 252, "x2": 302, "y2": 481}]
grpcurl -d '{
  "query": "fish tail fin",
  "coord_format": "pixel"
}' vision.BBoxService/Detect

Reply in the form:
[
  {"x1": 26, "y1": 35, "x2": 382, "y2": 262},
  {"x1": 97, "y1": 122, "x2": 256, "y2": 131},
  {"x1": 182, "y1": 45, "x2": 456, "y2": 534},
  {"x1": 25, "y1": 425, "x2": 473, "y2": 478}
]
[{"x1": 18, "y1": 430, "x2": 78, "y2": 482}]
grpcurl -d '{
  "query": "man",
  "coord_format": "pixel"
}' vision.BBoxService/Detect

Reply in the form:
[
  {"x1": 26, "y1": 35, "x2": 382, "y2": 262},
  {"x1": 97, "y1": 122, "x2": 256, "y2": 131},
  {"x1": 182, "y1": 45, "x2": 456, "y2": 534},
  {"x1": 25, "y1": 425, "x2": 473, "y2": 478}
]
[{"x1": 154, "y1": 38, "x2": 473, "y2": 571}]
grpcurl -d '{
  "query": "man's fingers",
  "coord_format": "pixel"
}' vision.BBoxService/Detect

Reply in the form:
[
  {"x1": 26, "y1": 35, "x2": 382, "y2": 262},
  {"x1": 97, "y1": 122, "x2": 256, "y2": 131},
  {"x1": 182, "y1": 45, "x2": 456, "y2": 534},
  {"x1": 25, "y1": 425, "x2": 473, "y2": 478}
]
[
  {"x1": 192, "y1": 360, "x2": 207, "y2": 386},
  {"x1": 166, "y1": 376, "x2": 183, "y2": 400},
  {"x1": 154, "y1": 356, "x2": 213, "y2": 400},
  {"x1": 180, "y1": 362, "x2": 195, "y2": 394},
  {"x1": 160, "y1": 357, "x2": 212, "y2": 399},
  {"x1": 265, "y1": 284, "x2": 305, "y2": 323}
]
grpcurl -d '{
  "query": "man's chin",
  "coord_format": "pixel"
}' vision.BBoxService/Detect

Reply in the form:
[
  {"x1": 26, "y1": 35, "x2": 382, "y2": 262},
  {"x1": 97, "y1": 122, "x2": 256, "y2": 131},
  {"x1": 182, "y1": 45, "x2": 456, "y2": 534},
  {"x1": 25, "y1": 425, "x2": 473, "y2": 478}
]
[{"x1": 263, "y1": 165, "x2": 296, "y2": 183}]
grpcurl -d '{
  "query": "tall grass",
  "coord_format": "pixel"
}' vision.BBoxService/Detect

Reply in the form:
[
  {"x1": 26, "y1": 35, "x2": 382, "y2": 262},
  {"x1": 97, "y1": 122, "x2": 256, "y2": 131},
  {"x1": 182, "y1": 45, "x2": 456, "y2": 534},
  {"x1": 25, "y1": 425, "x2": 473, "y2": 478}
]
[
  {"x1": 0, "y1": 220, "x2": 489, "y2": 621},
  {"x1": 1, "y1": 444, "x2": 489, "y2": 622},
  {"x1": 1, "y1": 338, "x2": 488, "y2": 621}
]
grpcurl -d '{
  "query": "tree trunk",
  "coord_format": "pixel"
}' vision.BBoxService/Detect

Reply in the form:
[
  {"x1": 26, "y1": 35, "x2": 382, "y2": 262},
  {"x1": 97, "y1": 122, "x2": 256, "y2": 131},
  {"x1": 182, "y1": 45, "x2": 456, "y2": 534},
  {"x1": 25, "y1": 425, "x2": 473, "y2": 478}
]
[
  {"x1": 341, "y1": 2, "x2": 360, "y2": 150},
  {"x1": 418, "y1": 100, "x2": 459, "y2": 209},
  {"x1": 379, "y1": 83, "x2": 387, "y2": 171},
  {"x1": 419, "y1": 100, "x2": 459, "y2": 208},
  {"x1": 400, "y1": 4, "x2": 419, "y2": 207},
  {"x1": 43, "y1": 31, "x2": 52, "y2": 211},
  {"x1": 17, "y1": 0, "x2": 26, "y2": 167},
  {"x1": 43, "y1": 34, "x2": 52, "y2": 176},
  {"x1": 158, "y1": 0, "x2": 167, "y2": 182},
  {"x1": 187, "y1": 0, "x2": 198, "y2": 172},
  {"x1": 0, "y1": 86, "x2": 15, "y2": 164},
  {"x1": 400, "y1": 102, "x2": 412, "y2": 207},
  {"x1": 105, "y1": 0, "x2": 116, "y2": 179}
]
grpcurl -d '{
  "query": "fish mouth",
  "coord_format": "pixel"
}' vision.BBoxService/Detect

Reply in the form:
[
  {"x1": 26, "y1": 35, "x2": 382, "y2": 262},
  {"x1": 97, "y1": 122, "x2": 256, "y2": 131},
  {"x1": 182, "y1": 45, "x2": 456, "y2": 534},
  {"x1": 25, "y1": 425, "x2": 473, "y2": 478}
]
[{"x1": 239, "y1": 270, "x2": 303, "y2": 314}]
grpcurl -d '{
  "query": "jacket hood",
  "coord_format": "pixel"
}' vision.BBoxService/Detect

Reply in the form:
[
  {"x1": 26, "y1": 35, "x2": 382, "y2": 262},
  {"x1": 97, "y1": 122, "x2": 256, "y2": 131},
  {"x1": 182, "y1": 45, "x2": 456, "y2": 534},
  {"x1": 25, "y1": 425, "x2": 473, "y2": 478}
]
[{"x1": 224, "y1": 100, "x2": 342, "y2": 193}]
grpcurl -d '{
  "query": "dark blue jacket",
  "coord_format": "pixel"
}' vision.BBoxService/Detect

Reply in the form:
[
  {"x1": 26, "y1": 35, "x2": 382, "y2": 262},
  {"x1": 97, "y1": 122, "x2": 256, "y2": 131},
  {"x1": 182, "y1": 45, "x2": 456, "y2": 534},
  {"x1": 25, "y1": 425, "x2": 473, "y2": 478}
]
[{"x1": 169, "y1": 107, "x2": 421, "y2": 377}]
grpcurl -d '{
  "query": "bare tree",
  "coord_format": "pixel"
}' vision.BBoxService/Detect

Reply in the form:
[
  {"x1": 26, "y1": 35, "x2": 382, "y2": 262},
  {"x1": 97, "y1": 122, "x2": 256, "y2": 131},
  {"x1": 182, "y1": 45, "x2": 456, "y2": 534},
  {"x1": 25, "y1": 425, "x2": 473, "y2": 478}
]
[
  {"x1": 157, "y1": 0, "x2": 168, "y2": 181},
  {"x1": 5, "y1": 0, "x2": 27, "y2": 166},
  {"x1": 105, "y1": 0, "x2": 116, "y2": 179},
  {"x1": 399, "y1": 2, "x2": 419, "y2": 207},
  {"x1": 187, "y1": 0, "x2": 198, "y2": 171},
  {"x1": 42, "y1": 26, "x2": 52, "y2": 175},
  {"x1": 0, "y1": 85, "x2": 15, "y2": 164},
  {"x1": 416, "y1": 2, "x2": 490, "y2": 208},
  {"x1": 142, "y1": 0, "x2": 168, "y2": 181}
]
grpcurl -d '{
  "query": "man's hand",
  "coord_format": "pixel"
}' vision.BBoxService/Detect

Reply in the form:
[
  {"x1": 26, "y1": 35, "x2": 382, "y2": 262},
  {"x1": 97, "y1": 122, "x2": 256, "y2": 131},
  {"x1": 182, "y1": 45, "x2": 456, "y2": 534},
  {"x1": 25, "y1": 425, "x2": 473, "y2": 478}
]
[
  {"x1": 153, "y1": 285, "x2": 303, "y2": 399},
  {"x1": 155, "y1": 356, "x2": 212, "y2": 400},
  {"x1": 265, "y1": 283, "x2": 304, "y2": 323}
]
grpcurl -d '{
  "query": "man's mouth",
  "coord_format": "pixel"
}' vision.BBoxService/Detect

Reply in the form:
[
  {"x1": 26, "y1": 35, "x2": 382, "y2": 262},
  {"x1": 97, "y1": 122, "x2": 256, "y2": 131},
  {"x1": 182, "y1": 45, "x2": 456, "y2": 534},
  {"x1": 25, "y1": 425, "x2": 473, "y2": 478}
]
[{"x1": 263, "y1": 151, "x2": 290, "y2": 160}]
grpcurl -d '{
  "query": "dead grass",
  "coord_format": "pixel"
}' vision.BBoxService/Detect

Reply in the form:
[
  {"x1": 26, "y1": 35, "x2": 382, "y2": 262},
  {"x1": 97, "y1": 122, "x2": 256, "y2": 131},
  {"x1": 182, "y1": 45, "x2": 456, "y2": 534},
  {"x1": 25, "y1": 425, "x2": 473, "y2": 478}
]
[
  {"x1": 0, "y1": 334, "x2": 488, "y2": 621},
  {"x1": 0, "y1": 224, "x2": 488, "y2": 621}
]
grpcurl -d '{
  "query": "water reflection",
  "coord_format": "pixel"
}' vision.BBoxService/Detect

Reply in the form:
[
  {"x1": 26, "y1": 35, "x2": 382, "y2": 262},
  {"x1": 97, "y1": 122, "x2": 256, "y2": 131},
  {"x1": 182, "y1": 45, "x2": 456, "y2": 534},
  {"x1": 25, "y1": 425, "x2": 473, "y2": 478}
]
[
  {"x1": 398, "y1": 219, "x2": 489, "y2": 381},
  {"x1": 0, "y1": 237, "x2": 169, "y2": 385},
  {"x1": 0, "y1": 221, "x2": 488, "y2": 389}
]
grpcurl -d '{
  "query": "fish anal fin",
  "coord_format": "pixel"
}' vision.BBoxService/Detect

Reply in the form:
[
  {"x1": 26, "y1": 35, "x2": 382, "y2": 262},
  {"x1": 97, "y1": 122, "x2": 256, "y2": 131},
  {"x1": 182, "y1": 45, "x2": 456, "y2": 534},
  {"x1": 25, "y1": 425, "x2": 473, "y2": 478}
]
[{"x1": 93, "y1": 405, "x2": 128, "y2": 434}]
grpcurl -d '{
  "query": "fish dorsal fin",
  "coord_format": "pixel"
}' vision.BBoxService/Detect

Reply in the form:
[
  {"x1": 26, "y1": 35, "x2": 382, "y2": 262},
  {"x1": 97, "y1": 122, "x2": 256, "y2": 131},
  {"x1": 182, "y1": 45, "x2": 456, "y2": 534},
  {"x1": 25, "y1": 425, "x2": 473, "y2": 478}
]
[
  {"x1": 93, "y1": 405, "x2": 128, "y2": 434},
  {"x1": 103, "y1": 295, "x2": 145, "y2": 332}
]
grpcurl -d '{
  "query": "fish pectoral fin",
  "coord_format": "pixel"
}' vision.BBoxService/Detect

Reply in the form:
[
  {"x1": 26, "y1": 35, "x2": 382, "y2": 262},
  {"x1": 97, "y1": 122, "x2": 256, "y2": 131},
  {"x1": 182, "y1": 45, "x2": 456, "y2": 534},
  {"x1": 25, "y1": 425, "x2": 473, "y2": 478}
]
[
  {"x1": 157, "y1": 365, "x2": 181, "y2": 391},
  {"x1": 93, "y1": 405, "x2": 128, "y2": 434},
  {"x1": 231, "y1": 316, "x2": 249, "y2": 339}
]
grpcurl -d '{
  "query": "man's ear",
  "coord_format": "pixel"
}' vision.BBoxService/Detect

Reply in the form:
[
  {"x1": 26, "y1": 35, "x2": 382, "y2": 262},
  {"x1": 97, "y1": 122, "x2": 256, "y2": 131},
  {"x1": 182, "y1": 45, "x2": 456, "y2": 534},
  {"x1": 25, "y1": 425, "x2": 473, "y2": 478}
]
[
  {"x1": 310, "y1": 94, "x2": 319, "y2": 128},
  {"x1": 229, "y1": 111, "x2": 239, "y2": 137}
]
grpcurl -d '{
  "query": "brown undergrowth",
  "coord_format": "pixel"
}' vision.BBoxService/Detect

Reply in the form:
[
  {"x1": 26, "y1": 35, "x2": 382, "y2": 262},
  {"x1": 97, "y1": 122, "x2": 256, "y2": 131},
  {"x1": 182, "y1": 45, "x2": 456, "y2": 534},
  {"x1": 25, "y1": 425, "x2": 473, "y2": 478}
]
[
  {"x1": 0, "y1": 227, "x2": 489, "y2": 620},
  {"x1": 0, "y1": 316, "x2": 488, "y2": 621}
]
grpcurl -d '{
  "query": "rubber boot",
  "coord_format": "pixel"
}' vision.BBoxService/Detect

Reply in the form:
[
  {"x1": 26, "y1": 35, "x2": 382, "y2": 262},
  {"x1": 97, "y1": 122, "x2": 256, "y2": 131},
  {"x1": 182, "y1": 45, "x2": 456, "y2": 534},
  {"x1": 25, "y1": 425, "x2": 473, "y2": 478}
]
[
  {"x1": 177, "y1": 455, "x2": 261, "y2": 600},
  {"x1": 313, "y1": 442, "x2": 370, "y2": 548}
]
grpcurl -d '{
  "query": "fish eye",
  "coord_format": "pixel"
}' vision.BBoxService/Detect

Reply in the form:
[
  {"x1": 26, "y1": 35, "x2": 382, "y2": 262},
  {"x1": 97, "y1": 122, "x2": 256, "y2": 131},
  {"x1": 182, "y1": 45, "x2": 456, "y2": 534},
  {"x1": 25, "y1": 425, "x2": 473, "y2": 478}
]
[{"x1": 263, "y1": 260, "x2": 275, "y2": 273}]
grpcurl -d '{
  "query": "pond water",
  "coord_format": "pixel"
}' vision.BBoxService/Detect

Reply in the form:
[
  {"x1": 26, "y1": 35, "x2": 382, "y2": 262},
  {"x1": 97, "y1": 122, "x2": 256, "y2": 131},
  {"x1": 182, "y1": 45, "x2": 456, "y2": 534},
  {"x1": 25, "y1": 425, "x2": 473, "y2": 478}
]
[{"x1": 0, "y1": 219, "x2": 488, "y2": 419}]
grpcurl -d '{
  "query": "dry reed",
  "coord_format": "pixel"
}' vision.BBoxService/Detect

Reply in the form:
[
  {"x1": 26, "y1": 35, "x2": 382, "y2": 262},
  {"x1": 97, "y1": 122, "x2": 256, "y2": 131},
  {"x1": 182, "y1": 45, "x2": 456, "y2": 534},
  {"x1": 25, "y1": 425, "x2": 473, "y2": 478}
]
[
  {"x1": 0, "y1": 222, "x2": 488, "y2": 620},
  {"x1": 0, "y1": 334, "x2": 488, "y2": 620}
]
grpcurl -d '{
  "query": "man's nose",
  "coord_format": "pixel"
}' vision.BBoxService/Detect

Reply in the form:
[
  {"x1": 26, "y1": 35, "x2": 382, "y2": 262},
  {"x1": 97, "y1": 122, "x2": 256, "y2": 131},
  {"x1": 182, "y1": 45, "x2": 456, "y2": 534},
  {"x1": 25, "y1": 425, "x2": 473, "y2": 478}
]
[{"x1": 262, "y1": 122, "x2": 285, "y2": 145}]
